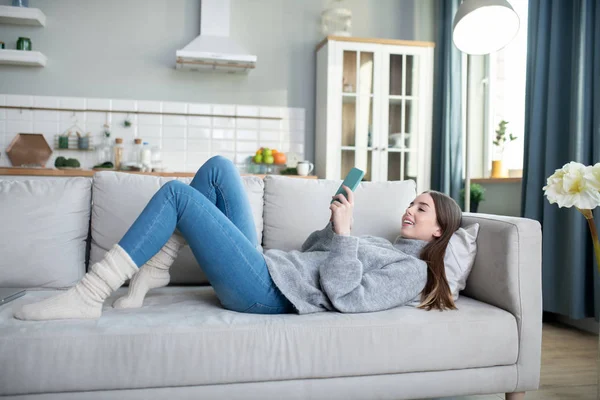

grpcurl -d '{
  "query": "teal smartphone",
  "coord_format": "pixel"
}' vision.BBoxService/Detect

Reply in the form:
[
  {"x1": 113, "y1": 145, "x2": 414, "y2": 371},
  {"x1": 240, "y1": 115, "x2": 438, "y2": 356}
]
[{"x1": 331, "y1": 167, "x2": 365, "y2": 204}]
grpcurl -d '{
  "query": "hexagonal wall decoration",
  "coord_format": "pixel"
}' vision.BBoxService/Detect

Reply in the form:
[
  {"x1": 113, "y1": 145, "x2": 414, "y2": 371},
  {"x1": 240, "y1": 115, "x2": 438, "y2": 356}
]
[{"x1": 6, "y1": 133, "x2": 53, "y2": 167}]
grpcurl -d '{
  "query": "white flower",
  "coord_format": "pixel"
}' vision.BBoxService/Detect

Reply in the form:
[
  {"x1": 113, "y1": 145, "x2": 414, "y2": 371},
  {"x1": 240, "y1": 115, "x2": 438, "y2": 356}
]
[
  {"x1": 585, "y1": 163, "x2": 600, "y2": 191},
  {"x1": 543, "y1": 162, "x2": 600, "y2": 209}
]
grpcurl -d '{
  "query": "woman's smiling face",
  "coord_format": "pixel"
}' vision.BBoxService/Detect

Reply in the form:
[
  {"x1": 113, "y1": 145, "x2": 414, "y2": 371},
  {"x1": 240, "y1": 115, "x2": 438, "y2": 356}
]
[{"x1": 401, "y1": 193, "x2": 442, "y2": 242}]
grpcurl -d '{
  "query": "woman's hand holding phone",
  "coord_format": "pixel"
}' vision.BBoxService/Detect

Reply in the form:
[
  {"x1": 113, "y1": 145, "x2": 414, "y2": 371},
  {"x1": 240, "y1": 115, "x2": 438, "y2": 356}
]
[{"x1": 330, "y1": 185, "x2": 354, "y2": 236}]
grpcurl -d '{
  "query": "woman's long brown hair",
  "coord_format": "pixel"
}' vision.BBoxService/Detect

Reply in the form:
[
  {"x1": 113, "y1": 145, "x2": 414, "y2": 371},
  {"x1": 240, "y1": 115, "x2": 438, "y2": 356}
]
[{"x1": 417, "y1": 190, "x2": 462, "y2": 311}]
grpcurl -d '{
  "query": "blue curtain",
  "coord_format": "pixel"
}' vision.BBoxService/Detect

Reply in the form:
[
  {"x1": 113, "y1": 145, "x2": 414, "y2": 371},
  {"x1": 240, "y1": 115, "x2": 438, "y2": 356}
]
[
  {"x1": 430, "y1": 0, "x2": 463, "y2": 201},
  {"x1": 522, "y1": 0, "x2": 600, "y2": 319}
]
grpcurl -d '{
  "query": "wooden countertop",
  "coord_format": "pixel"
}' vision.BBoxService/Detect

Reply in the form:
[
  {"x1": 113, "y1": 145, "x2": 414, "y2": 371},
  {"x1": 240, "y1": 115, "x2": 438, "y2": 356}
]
[
  {"x1": 471, "y1": 177, "x2": 522, "y2": 184},
  {"x1": 0, "y1": 167, "x2": 318, "y2": 179}
]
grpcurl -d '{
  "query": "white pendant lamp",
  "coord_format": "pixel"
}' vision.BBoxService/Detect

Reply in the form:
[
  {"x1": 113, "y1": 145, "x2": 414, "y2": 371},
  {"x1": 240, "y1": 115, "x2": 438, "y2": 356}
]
[
  {"x1": 453, "y1": 0, "x2": 520, "y2": 212},
  {"x1": 453, "y1": 0, "x2": 520, "y2": 55}
]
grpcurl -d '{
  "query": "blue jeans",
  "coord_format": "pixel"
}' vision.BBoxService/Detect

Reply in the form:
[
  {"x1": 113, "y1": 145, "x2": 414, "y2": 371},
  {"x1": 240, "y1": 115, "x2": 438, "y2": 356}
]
[{"x1": 118, "y1": 156, "x2": 295, "y2": 314}]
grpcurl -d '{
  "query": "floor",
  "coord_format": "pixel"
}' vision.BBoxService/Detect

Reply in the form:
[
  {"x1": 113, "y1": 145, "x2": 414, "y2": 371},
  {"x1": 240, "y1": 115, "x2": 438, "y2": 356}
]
[{"x1": 429, "y1": 322, "x2": 598, "y2": 400}]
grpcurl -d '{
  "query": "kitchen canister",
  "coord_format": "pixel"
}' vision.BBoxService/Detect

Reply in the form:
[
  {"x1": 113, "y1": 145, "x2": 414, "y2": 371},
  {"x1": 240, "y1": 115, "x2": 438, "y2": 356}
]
[{"x1": 16, "y1": 37, "x2": 32, "y2": 51}]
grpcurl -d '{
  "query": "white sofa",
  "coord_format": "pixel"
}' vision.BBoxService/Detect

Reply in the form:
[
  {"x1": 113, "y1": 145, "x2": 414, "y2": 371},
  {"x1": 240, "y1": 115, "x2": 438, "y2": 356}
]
[{"x1": 0, "y1": 173, "x2": 542, "y2": 400}]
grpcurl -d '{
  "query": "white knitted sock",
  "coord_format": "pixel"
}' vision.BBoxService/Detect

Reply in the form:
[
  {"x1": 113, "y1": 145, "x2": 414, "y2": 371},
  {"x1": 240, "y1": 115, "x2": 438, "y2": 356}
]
[
  {"x1": 14, "y1": 245, "x2": 138, "y2": 321},
  {"x1": 113, "y1": 233, "x2": 187, "y2": 309}
]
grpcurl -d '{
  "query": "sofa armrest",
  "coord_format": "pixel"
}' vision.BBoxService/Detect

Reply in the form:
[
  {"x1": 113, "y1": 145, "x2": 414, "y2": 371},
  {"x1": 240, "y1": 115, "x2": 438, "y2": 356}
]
[{"x1": 461, "y1": 213, "x2": 542, "y2": 392}]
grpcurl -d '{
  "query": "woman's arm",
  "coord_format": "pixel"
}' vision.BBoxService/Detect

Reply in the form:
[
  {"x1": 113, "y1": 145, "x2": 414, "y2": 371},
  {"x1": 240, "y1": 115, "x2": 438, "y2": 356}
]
[
  {"x1": 319, "y1": 234, "x2": 427, "y2": 313},
  {"x1": 301, "y1": 185, "x2": 354, "y2": 252},
  {"x1": 300, "y1": 222, "x2": 335, "y2": 252}
]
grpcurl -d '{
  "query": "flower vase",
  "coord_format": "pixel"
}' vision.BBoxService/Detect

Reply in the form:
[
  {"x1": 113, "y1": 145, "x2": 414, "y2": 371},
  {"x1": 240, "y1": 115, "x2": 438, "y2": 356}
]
[{"x1": 491, "y1": 160, "x2": 507, "y2": 178}]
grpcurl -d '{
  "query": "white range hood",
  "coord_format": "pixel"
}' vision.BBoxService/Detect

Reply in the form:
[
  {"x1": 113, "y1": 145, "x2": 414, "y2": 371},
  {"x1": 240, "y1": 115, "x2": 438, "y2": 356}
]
[{"x1": 176, "y1": 0, "x2": 256, "y2": 73}]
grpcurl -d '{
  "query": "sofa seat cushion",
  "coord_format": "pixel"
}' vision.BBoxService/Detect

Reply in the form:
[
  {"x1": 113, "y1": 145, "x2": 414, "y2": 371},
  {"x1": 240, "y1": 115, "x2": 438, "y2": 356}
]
[
  {"x1": 0, "y1": 287, "x2": 518, "y2": 396},
  {"x1": 90, "y1": 172, "x2": 265, "y2": 285}
]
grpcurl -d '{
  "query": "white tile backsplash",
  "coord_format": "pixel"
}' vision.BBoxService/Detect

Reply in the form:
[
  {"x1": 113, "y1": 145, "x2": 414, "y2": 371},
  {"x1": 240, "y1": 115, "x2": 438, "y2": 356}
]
[
  {"x1": 87, "y1": 112, "x2": 110, "y2": 124},
  {"x1": 261, "y1": 141, "x2": 280, "y2": 151},
  {"x1": 212, "y1": 105, "x2": 235, "y2": 116},
  {"x1": 33, "y1": 96, "x2": 59, "y2": 108},
  {"x1": 236, "y1": 130, "x2": 258, "y2": 141},
  {"x1": 186, "y1": 152, "x2": 211, "y2": 171},
  {"x1": 216, "y1": 152, "x2": 235, "y2": 162},
  {"x1": 212, "y1": 140, "x2": 235, "y2": 152},
  {"x1": 33, "y1": 121, "x2": 59, "y2": 135},
  {"x1": 59, "y1": 97, "x2": 86, "y2": 110},
  {"x1": 111, "y1": 112, "x2": 137, "y2": 126},
  {"x1": 188, "y1": 116, "x2": 212, "y2": 127},
  {"x1": 59, "y1": 111, "x2": 86, "y2": 123},
  {"x1": 162, "y1": 138, "x2": 186, "y2": 152},
  {"x1": 260, "y1": 119, "x2": 281, "y2": 130},
  {"x1": 187, "y1": 127, "x2": 211, "y2": 139},
  {"x1": 137, "y1": 100, "x2": 161, "y2": 113},
  {"x1": 6, "y1": 108, "x2": 33, "y2": 121},
  {"x1": 212, "y1": 129, "x2": 235, "y2": 140},
  {"x1": 259, "y1": 131, "x2": 280, "y2": 142},
  {"x1": 236, "y1": 118, "x2": 259, "y2": 129},
  {"x1": 0, "y1": 94, "x2": 305, "y2": 172},
  {"x1": 236, "y1": 141, "x2": 259, "y2": 152},
  {"x1": 6, "y1": 120, "x2": 34, "y2": 134},
  {"x1": 138, "y1": 114, "x2": 162, "y2": 125},
  {"x1": 138, "y1": 125, "x2": 162, "y2": 140},
  {"x1": 213, "y1": 117, "x2": 235, "y2": 129},
  {"x1": 188, "y1": 103, "x2": 211, "y2": 115},
  {"x1": 112, "y1": 99, "x2": 137, "y2": 112},
  {"x1": 259, "y1": 106, "x2": 281, "y2": 118},
  {"x1": 163, "y1": 115, "x2": 187, "y2": 126},
  {"x1": 33, "y1": 110, "x2": 59, "y2": 122},
  {"x1": 187, "y1": 139, "x2": 211, "y2": 152},
  {"x1": 163, "y1": 126, "x2": 186, "y2": 139},
  {"x1": 5, "y1": 95, "x2": 33, "y2": 107},
  {"x1": 236, "y1": 106, "x2": 259, "y2": 117},
  {"x1": 87, "y1": 98, "x2": 112, "y2": 110},
  {"x1": 162, "y1": 102, "x2": 188, "y2": 114}
]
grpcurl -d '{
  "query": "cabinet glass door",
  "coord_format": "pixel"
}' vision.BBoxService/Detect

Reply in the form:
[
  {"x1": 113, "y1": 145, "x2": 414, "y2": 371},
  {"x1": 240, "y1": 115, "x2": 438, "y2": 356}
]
[
  {"x1": 386, "y1": 53, "x2": 420, "y2": 183},
  {"x1": 341, "y1": 50, "x2": 376, "y2": 181}
]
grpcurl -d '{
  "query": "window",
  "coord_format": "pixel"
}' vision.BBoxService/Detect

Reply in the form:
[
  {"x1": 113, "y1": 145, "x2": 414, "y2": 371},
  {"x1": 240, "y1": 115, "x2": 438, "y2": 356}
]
[{"x1": 484, "y1": 0, "x2": 529, "y2": 176}]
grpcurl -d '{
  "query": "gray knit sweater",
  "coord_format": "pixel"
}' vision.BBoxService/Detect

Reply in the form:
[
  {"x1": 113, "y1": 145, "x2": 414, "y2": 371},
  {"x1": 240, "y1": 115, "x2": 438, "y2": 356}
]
[{"x1": 263, "y1": 223, "x2": 428, "y2": 314}]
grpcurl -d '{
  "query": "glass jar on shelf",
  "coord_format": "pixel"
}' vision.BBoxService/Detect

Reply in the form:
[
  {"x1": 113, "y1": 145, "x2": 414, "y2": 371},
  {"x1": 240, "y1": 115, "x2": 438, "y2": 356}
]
[
  {"x1": 141, "y1": 142, "x2": 152, "y2": 171},
  {"x1": 133, "y1": 138, "x2": 143, "y2": 166},
  {"x1": 113, "y1": 138, "x2": 124, "y2": 170},
  {"x1": 95, "y1": 135, "x2": 112, "y2": 166}
]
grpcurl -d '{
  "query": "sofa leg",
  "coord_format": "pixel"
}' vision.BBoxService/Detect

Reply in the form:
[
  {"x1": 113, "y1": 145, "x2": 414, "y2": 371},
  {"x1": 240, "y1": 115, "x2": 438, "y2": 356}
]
[{"x1": 505, "y1": 392, "x2": 525, "y2": 400}]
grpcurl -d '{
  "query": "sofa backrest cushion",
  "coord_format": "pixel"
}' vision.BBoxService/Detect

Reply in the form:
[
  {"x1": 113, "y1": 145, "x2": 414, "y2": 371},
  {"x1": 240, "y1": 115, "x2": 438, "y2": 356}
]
[
  {"x1": 262, "y1": 176, "x2": 417, "y2": 251},
  {"x1": 0, "y1": 177, "x2": 92, "y2": 288},
  {"x1": 90, "y1": 172, "x2": 264, "y2": 285}
]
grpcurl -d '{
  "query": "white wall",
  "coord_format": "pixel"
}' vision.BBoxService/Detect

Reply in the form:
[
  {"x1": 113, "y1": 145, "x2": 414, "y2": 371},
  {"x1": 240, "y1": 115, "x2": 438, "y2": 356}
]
[{"x1": 0, "y1": 0, "x2": 436, "y2": 162}]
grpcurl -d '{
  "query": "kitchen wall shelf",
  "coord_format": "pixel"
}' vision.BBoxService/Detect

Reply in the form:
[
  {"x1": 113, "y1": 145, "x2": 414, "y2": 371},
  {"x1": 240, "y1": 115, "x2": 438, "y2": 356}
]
[
  {"x1": 0, "y1": 5, "x2": 46, "y2": 26},
  {"x1": 0, "y1": 49, "x2": 47, "y2": 67}
]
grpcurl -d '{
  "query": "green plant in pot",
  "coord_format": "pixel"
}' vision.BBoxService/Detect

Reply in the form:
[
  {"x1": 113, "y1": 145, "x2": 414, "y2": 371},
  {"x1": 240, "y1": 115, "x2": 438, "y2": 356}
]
[
  {"x1": 460, "y1": 183, "x2": 486, "y2": 213},
  {"x1": 491, "y1": 120, "x2": 517, "y2": 177}
]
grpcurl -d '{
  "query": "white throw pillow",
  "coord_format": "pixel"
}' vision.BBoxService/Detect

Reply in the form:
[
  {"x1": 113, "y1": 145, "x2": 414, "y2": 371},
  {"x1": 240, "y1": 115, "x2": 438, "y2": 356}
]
[
  {"x1": 444, "y1": 223, "x2": 479, "y2": 300},
  {"x1": 398, "y1": 223, "x2": 479, "y2": 304}
]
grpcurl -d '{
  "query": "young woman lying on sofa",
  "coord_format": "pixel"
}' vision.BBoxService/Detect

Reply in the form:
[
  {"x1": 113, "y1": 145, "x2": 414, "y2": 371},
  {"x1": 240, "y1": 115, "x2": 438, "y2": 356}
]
[{"x1": 14, "y1": 156, "x2": 462, "y2": 321}]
